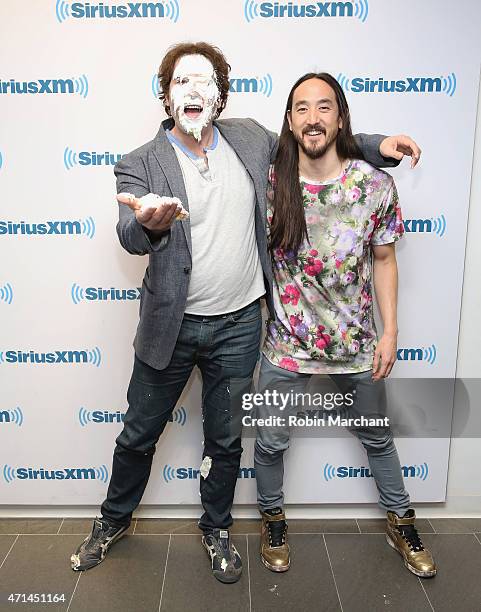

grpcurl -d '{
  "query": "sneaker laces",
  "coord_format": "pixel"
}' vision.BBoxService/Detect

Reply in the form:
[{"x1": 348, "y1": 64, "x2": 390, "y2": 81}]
[
  {"x1": 397, "y1": 524, "x2": 424, "y2": 552},
  {"x1": 268, "y1": 519, "x2": 287, "y2": 547},
  {"x1": 210, "y1": 531, "x2": 234, "y2": 563},
  {"x1": 84, "y1": 520, "x2": 116, "y2": 551}
]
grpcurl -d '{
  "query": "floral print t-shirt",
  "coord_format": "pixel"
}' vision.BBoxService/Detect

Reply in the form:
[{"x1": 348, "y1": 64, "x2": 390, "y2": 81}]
[{"x1": 263, "y1": 159, "x2": 404, "y2": 374}]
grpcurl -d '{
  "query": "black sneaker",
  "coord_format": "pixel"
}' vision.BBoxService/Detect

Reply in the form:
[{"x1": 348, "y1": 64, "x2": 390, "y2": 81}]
[
  {"x1": 70, "y1": 517, "x2": 129, "y2": 571},
  {"x1": 202, "y1": 529, "x2": 242, "y2": 583}
]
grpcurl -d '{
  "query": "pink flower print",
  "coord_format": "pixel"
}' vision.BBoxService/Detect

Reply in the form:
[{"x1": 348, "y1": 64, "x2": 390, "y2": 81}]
[
  {"x1": 309, "y1": 249, "x2": 318, "y2": 256},
  {"x1": 279, "y1": 357, "x2": 299, "y2": 372},
  {"x1": 315, "y1": 324, "x2": 331, "y2": 349},
  {"x1": 335, "y1": 259, "x2": 343, "y2": 269},
  {"x1": 305, "y1": 184, "x2": 325, "y2": 194},
  {"x1": 346, "y1": 187, "x2": 362, "y2": 203},
  {"x1": 315, "y1": 334, "x2": 331, "y2": 350},
  {"x1": 281, "y1": 284, "x2": 301, "y2": 306},
  {"x1": 304, "y1": 257, "x2": 323, "y2": 277}
]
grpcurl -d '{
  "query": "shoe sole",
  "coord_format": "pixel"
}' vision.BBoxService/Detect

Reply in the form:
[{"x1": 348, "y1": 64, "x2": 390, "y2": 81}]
[
  {"x1": 202, "y1": 537, "x2": 242, "y2": 584},
  {"x1": 385, "y1": 533, "x2": 437, "y2": 578},
  {"x1": 260, "y1": 554, "x2": 290, "y2": 573},
  {"x1": 70, "y1": 526, "x2": 129, "y2": 571}
]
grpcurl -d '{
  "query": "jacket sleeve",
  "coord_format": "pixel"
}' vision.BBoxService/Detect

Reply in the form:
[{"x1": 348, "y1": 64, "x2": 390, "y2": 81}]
[
  {"x1": 114, "y1": 155, "x2": 170, "y2": 255},
  {"x1": 248, "y1": 118, "x2": 279, "y2": 163},
  {"x1": 354, "y1": 133, "x2": 401, "y2": 168}
]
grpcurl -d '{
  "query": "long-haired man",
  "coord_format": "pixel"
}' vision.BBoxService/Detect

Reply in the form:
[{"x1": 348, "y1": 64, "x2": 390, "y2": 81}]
[{"x1": 255, "y1": 73, "x2": 436, "y2": 578}]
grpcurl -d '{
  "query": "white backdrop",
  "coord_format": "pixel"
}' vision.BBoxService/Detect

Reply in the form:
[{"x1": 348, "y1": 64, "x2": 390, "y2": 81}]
[{"x1": 1, "y1": 0, "x2": 480, "y2": 507}]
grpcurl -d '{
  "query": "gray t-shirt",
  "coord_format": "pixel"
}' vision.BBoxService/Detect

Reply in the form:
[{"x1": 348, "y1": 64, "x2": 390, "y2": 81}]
[{"x1": 167, "y1": 128, "x2": 265, "y2": 315}]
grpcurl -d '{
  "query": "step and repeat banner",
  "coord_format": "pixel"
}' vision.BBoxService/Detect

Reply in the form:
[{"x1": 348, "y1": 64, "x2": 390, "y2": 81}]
[{"x1": 1, "y1": 0, "x2": 480, "y2": 507}]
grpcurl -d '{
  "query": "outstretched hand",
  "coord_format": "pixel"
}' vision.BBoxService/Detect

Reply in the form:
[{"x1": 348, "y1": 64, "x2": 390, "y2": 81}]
[
  {"x1": 117, "y1": 192, "x2": 188, "y2": 234},
  {"x1": 379, "y1": 135, "x2": 422, "y2": 169}
]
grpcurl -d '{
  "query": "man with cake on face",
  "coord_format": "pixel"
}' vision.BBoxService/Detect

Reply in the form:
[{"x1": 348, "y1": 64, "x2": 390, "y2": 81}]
[{"x1": 71, "y1": 42, "x2": 422, "y2": 583}]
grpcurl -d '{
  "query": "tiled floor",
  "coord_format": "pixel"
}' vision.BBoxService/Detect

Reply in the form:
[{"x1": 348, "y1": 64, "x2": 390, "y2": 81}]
[{"x1": 1, "y1": 518, "x2": 481, "y2": 611}]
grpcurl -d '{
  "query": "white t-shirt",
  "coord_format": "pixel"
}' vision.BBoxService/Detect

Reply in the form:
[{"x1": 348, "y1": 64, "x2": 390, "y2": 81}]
[{"x1": 167, "y1": 128, "x2": 265, "y2": 315}]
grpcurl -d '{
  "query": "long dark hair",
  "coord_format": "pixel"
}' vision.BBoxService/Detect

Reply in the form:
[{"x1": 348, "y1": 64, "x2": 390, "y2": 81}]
[{"x1": 270, "y1": 72, "x2": 363, "y2": 252}]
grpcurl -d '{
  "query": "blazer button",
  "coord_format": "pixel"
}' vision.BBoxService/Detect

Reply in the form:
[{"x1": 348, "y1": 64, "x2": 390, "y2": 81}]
[{"x1": 183, "y1": 267, "x2": 191, "y2": 274}]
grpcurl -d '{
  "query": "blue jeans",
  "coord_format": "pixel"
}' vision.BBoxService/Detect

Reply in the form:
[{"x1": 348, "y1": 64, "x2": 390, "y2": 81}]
[
  {"x1": 254, "y1": 356, "x2": 411, "y2": 516},
  {"x1": 101, "y1": 299, "x2": 262, "y2": 533}
]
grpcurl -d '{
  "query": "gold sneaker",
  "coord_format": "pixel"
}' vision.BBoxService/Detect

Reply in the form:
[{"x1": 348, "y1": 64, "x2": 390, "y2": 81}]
[
  {"x1": 386, "y1": 509, "x2": 437, "y2": 578},
  {"x1": 260, "y1": 508, "x2": 290, "y2": 572}
]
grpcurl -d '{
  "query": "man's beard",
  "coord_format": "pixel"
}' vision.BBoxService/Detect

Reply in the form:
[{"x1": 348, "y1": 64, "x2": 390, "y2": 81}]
[{"x1": 294, "y1": 124, "x2": 337, "y2": 159}]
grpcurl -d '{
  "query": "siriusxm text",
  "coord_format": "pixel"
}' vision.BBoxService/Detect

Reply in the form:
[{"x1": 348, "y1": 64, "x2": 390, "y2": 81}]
[
  {"x1": 15, "y1": 468, "x2": 100, "y2": 480},
  {"x1": 70, "y1": 2, "x2": 168, "y2": 18},
  {"x1": 0, "y1": 221, "x2": 82, "y2": 235},
  {"x1": 4, "y1": 351, "x2": 89, "y2": 364},
  {"x1": 351, "y1": 77, "x2": 442, "y2": 93},
  {"x1": 258, "y1": 2, "x2": 354, "y2": 18},
  {"x1": 0, "y1": 79, "x2": 77, "y2": 95}
]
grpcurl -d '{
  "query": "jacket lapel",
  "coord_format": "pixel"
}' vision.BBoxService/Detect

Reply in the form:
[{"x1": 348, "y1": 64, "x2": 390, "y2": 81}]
[{"x1": 152, "y1": 118, "x2": 192, "y2": 256}]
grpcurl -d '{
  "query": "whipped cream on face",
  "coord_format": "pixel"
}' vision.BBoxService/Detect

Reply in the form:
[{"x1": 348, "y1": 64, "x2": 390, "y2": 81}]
[{"x1": 170, "y1": 54, "x2": 219, "y2": 142}]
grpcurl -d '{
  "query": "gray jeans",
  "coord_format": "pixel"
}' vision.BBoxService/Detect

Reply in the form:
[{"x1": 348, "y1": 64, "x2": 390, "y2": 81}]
[{"x1": 254, "y1": 356, "x2": 410, "y2": 516}]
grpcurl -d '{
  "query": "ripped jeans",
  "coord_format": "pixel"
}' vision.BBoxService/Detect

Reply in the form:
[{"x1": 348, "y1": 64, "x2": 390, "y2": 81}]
[{"x1": 101, "y1": 299, "x2": 262, "y2": 534}]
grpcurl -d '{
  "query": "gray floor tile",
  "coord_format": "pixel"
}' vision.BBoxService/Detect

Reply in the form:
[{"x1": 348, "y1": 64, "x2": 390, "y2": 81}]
[
  {"x1": 357, "y1": 518, "x2": 434, "y2": 534},
  {"x1": 0, "y1": 535, "x2": 17, "y2": 567},
  {"x1": 59, "y1": 518, "x2": 135, "y2": 535},
  {"x1": 161, "y1": 534, "x2": 249, "y2": 611},
  {"x1": 69, "y1": 535, "x2": 169, "y2": 612},
  {"x1": 288, "y1": 519, "x2": 358, "y2": 533},
  {"x1": 0, "y1": 518, "x2": 62, "y2": 535},
  {"x1": 135, "y1": 518, "x2": 199, "y2": 534},
  {"x1": 325, "y1": 534, "x2": 431, "y2": 611},
  {"x1": 230, "y1": 519, "x2": 260, "y2": 534},
  {"x1": 419, "y1": 534, "x2": 481, "y2": 611},
  {"x1": 0, "y1": 535, "x2": 82, "y2": 611},
  {"x1": 248, "y1": 534, "x2": 341, "y2": 612},
  {"x1": 234, "y1": 518, "x2": 358, "y2": 534},
  {"x1": 429, "y1": 518, "x2": 481, "y2": 533}
]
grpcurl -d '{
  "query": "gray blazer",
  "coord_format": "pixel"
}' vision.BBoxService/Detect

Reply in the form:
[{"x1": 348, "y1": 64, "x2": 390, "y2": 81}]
[{"x1": 115, "y1": 117, "x2": 394, "y2": 370}]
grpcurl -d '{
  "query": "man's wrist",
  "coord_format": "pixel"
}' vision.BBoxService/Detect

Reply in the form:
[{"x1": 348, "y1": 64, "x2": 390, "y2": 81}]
[{"x1": 382, "y1": 328, "x2": 398, "y2": 338}]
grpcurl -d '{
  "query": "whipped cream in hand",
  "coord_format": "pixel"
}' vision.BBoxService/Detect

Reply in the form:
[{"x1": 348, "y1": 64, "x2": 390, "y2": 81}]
[{"x1": 117, "y1": 192, "x2": 189, "y2": 220}]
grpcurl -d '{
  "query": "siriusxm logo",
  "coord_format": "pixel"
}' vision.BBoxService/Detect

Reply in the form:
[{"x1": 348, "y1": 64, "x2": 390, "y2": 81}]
[
  {"x1": 3, "y1": 464, "x2": 109, "y2": 483},
  {"x1": 71, "y1": 284, "x2": 141, "y2": 304},
  {"x1": 151, "y1": 74, "x2": 273, "y2": 98},
  {"x1": 229, "y1": 75, "x2": 273, "y2": 96},
  {"x1": 0, "y1": 283, "x2": 13, "y2": 305},
  {"x1": 163, "y1": 464, "x2": 255, "y2": 483},
  {"x1": 337, "y1": 72, "x2": 456, "y2": 96},
  {"x1": 78, "y1": 406, "x2": 187, "y2": 426},
  {"x1": 403, "y1": 215, "x2": 446, "y2": 237},
  {"x1": 244, "y1": 0, "x2": 368, "y2": 22},
  {"x1": 0, "y1": 218, "x2": 95, "y2": 239},
  {"x1": 0, "y1": 347, "x2": 102, "y2": 367},
  {"x1": 396, "y1": 345, "x2": 437, "y2": 365},
  {"x1": 0, "y1": 407, "x2": 24, "y2": 427},
  {"x1": 0, "y1": 75, "x2": 89, "y2": 98},
  {"x1": 56, "y1": 0, "x2": 180, "y2": 22},
  {"x1": 64, "y1": 147, "x2": 125, "y2": 169},
  {"x1": 323, "y1": 462, "x2": 429, "y2": 481}
]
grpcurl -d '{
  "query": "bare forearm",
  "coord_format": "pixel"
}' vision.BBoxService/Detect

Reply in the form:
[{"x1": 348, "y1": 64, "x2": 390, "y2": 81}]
[{"x1": 373, "y1": 255, "x2": 398, "y2": 336}]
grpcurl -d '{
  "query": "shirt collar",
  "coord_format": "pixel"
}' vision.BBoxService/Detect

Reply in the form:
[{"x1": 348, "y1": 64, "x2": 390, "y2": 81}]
[{"x1": 166, "y1": 126, "x2": 219, "y2": 160}]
